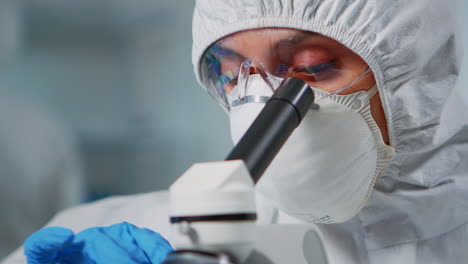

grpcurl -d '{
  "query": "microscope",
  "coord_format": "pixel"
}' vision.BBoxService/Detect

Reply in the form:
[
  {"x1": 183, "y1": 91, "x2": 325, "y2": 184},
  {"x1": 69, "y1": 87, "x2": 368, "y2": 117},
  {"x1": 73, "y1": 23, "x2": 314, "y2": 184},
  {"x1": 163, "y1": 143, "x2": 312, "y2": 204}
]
[{"x1": 163, "y1": 78, "x2": 329, "y2": 264}]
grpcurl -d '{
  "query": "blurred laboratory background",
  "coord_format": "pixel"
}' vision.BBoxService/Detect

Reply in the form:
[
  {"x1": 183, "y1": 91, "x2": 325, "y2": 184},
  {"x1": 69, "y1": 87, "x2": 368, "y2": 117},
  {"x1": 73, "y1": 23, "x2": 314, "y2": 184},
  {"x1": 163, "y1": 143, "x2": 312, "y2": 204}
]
[
  {"x1": 0, "y1": 0, "x2": 232, "y2": 258},
  {"x1": 0, "y1": 0, "x2": 467, "y2": 259}
]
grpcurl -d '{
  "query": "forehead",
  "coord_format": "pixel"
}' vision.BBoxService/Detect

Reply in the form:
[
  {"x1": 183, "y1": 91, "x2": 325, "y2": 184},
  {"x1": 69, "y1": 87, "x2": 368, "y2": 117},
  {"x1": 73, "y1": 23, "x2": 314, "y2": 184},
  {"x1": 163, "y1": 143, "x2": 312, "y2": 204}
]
[{"x1": 218, "y1": 28, "x2": 317, "y2": 48}]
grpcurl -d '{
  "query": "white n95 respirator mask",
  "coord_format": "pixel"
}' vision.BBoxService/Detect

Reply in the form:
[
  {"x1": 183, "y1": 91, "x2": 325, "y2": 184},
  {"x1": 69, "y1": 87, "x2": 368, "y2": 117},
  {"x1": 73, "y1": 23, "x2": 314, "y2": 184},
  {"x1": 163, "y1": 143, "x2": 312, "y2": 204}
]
[{"x1": 228, "y1": 68, "x2": 395, "y2": 224}]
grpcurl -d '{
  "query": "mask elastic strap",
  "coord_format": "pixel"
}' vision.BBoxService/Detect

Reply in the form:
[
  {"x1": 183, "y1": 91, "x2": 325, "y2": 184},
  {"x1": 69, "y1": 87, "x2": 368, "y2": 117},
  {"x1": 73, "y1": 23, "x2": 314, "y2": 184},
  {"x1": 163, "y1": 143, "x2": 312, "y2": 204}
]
[
  {"x1": 322, "y1": 67, "x2": 372, "y2": 98},
  {"x1": 230, "y1": 95, "x2": 270, "y2": 107},
  {"x1": 360, "y1": 85, "x2": 379, "y2": 103}
]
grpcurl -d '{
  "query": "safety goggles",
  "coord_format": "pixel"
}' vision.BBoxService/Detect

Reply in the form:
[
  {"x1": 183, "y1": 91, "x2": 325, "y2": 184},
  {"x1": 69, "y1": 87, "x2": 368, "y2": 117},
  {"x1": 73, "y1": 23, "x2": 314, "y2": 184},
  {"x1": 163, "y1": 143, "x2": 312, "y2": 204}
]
[{"x1": 199, "y1": 28, "x2": 373, "y2": 110}]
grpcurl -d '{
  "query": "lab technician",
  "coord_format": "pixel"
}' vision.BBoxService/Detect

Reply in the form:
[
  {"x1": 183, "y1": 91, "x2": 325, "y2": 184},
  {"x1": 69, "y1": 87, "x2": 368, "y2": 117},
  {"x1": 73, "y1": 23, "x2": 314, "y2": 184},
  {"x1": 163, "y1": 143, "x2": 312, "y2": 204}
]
[{"x1": 3, "y1": 0, "x2": 468, "y2": 263}]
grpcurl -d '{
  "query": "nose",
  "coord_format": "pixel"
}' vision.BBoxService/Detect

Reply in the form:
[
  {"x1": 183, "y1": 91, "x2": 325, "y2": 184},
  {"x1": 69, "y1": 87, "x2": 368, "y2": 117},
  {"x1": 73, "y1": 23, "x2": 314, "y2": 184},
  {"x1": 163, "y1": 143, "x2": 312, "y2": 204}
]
[
  {"x1": 240, "y1": 60, "x2": 270, "y2": 81},
  {"x1": 249, "y1": 67, "x2": 259, "y2": 75}
]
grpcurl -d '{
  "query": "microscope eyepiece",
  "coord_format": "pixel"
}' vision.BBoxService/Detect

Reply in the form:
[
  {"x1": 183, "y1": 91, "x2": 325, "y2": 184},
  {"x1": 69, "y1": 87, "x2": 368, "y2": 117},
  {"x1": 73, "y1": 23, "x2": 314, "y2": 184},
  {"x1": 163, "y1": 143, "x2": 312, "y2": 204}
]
[{"x1": 226, "y1": 77, "x2": 314, "y2": 183}]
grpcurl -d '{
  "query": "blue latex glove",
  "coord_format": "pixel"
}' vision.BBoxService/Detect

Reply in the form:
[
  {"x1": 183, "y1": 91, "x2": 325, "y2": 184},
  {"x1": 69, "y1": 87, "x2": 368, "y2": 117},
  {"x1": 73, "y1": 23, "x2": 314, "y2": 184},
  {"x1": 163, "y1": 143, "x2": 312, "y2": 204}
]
[{"x1": 24, "y1": 222, "x2": 173, "y2": 264}]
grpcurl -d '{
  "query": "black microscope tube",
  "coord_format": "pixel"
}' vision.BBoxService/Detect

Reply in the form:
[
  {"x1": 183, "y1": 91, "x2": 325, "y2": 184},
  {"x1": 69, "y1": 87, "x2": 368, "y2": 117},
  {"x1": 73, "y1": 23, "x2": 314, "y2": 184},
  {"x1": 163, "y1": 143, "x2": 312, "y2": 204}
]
[{"x1": 225, "y1": 77, "x2": 314, "y2": 183}]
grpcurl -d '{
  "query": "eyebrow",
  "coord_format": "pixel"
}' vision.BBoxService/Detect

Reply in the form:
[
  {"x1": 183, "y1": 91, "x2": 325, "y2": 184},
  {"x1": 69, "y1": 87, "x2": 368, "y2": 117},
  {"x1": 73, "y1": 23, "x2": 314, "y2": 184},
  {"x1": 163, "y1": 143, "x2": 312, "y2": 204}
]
[
  {"x1": 213, "y1": 45, "x2": 246, "y2": 60},
  {"x1": 215, "y1": 31, "x2": 318, "y2": 58},
  {"x1": 277, "y1": 31, "x2": 318, "y2": 47}
]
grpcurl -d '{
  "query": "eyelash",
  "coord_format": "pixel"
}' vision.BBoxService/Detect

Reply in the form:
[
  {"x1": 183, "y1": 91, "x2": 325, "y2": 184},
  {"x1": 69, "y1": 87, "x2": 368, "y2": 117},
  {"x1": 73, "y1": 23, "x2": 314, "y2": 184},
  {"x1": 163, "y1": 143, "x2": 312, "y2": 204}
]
[
  {"x1": 291, "y1": 60, "x2": 336, "y2": 75},
  {"x1": 217, "y1": 60, "x2": 335, "y2": 87}
]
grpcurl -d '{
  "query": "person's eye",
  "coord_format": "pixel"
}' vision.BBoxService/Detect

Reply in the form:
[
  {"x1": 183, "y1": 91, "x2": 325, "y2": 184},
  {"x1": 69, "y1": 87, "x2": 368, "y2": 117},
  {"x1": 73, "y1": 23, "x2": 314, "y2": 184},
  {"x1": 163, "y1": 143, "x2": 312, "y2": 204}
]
[
  {"x1": 285, "y1": 46, "x2": 337, "y2": 80},
  {"x1": 291, "y1": 60, "x2": 336, "y2": 75},
  {"x1": 287, "y1": 60, "x2": 337, "y2": 83}
]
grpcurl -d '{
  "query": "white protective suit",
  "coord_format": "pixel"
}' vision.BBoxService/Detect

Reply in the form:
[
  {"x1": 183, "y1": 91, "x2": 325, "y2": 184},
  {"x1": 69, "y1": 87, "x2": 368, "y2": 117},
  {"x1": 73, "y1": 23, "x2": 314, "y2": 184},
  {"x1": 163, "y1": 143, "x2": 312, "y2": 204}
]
[
  {"x1": 3, "y1": 0, "x2": 468, "y2": 263},
  {"x1": 190, "y1": 0, "x2": 468, "y2": 262}
]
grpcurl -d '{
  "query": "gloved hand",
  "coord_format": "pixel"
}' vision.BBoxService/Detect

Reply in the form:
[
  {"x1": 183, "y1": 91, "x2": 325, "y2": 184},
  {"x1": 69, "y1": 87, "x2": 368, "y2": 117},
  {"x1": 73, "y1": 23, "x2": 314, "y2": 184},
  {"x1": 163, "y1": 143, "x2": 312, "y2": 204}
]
[{"x1": 24, "y1": 222, "x2": 173, "y2": 264}]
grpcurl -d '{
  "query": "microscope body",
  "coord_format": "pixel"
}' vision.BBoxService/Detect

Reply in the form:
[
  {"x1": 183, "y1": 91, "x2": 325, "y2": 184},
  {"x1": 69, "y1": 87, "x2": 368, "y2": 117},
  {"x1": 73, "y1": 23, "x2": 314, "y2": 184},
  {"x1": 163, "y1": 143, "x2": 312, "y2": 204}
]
[
  {"x1": 167, "y1": 160, "x2": 330, "y2": 264},
  {"x1": 169, "y1": 160, "x2": 257, "y2": 263},
  {"x1": 164, "y1": 77, "x2": 321, "y2": 263}
]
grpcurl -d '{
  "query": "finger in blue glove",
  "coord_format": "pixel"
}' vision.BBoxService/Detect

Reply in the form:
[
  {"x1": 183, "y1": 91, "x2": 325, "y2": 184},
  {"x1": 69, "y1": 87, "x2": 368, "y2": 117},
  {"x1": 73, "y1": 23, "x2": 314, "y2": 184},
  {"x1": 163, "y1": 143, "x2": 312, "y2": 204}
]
[
  {"x1": 24, "y1": 222, "x2": 173, "y2": 264},
  {"x1": 24, "y1": 227, "x2": 88, "y2": 264},
  {"x1": 75, "y1": 222, "x2": 173, "y2": 264}
]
